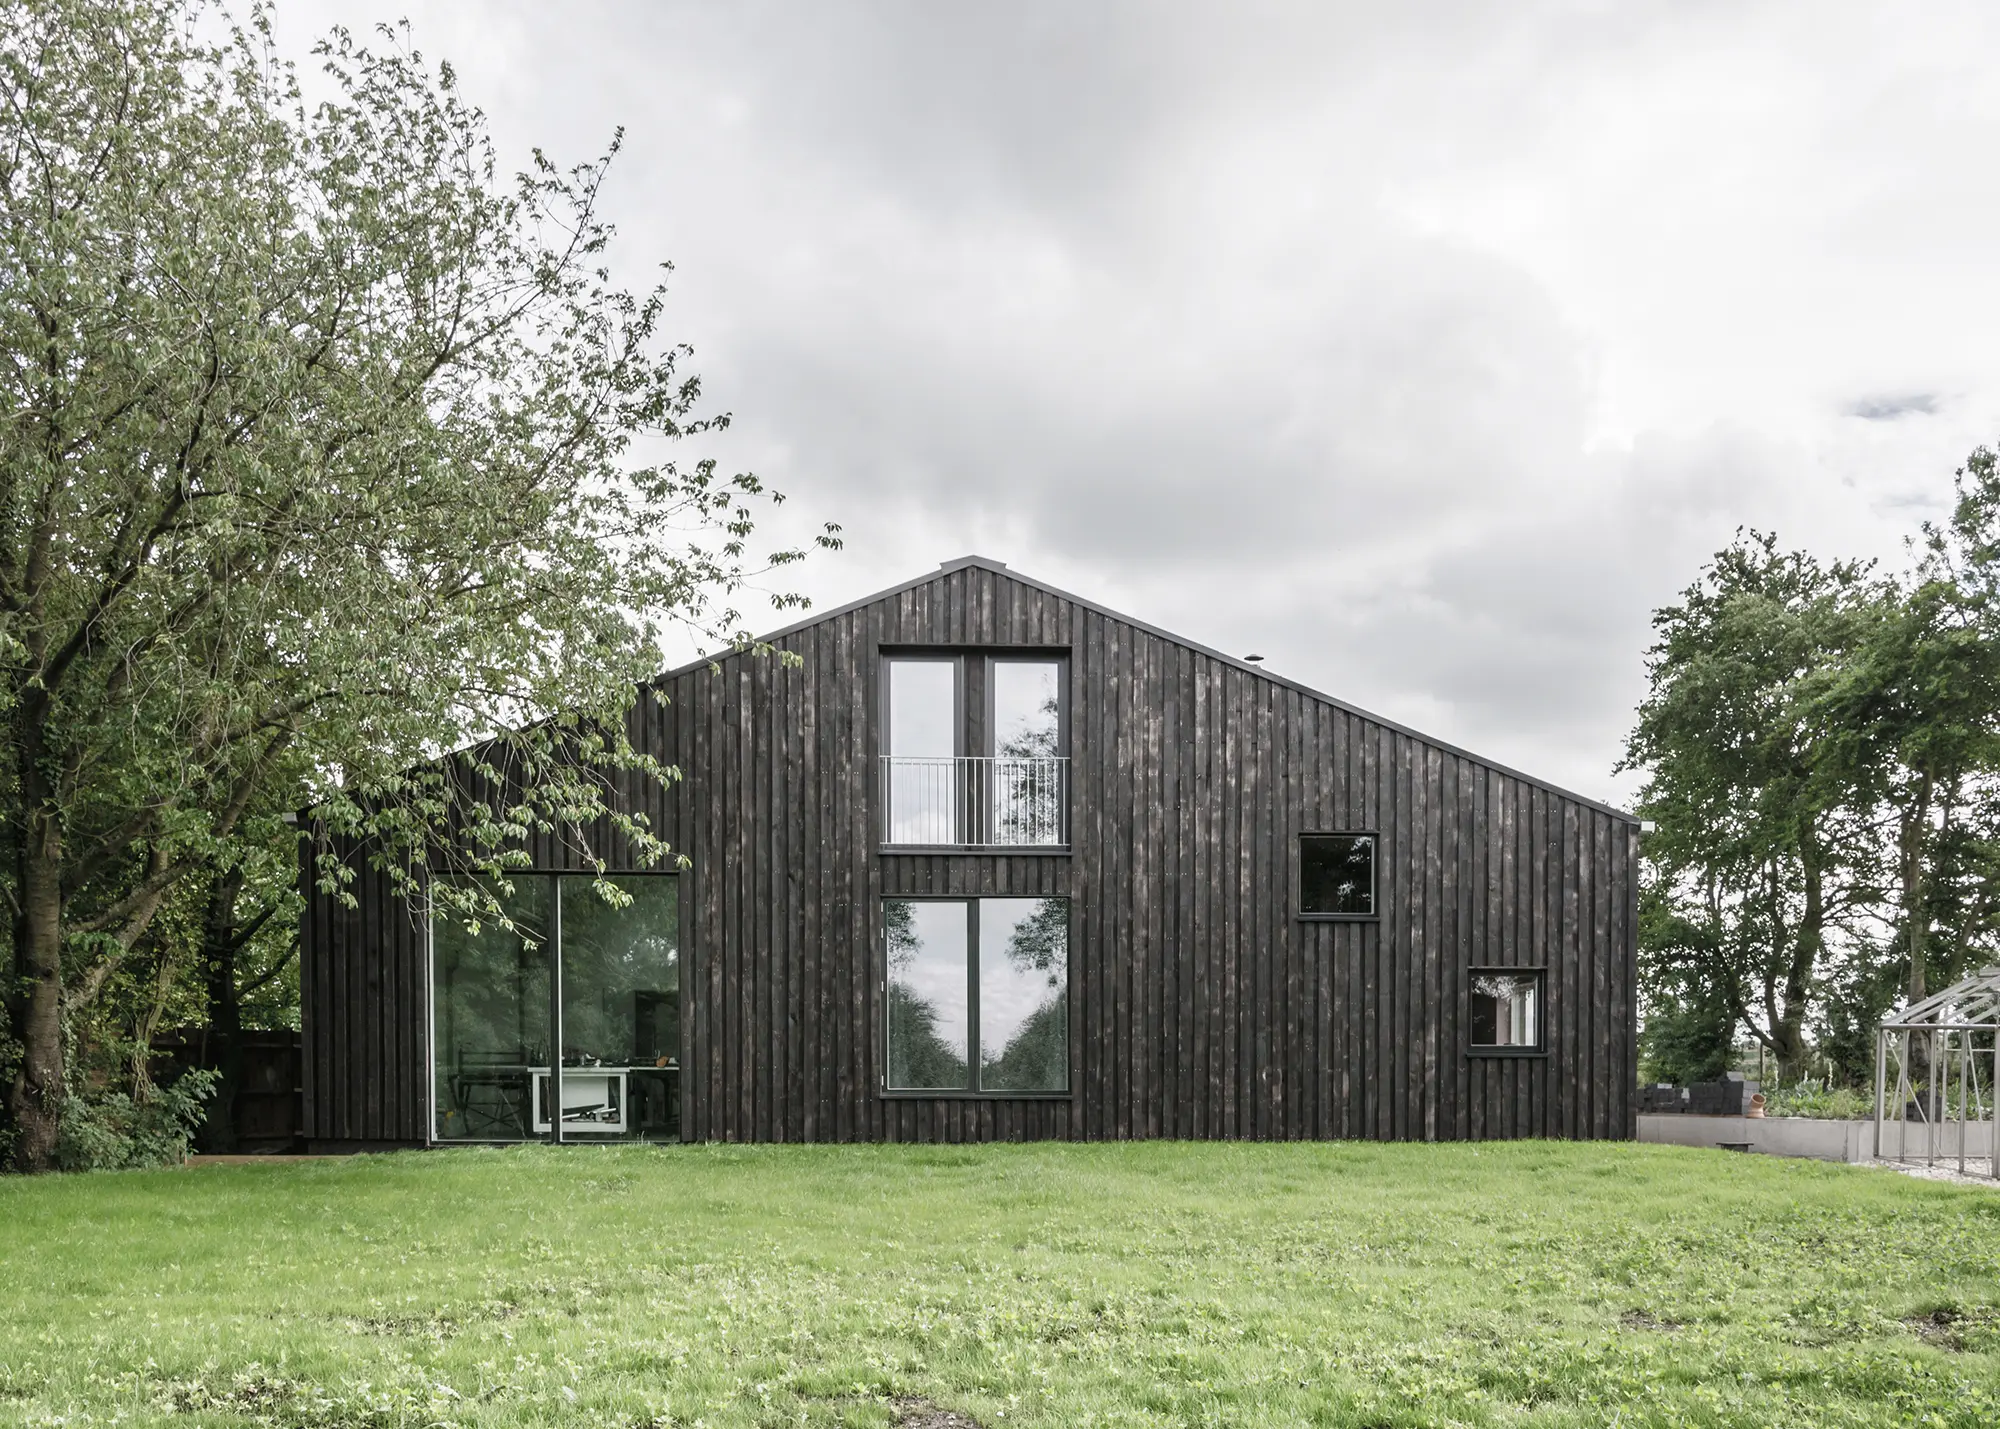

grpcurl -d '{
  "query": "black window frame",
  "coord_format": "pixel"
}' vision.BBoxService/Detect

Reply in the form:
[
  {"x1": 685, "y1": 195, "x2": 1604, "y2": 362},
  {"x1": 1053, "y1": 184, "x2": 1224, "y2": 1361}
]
[
  {"x1": 1296, "y1": 831, "x2": 1379, "y2": 921},
  {"x1": 425, "y1": 869, "x2": 688, "y2": 1146},
  {"x1": 1467, "y1": 966, "x2": 1548, "y2": 1058},
  {"x1": 878, "y1": 648, "x2": 1072, "y2": 851},
  {"x1": 880, "y1": 894, "x2": 1073, "y2": 1099}
]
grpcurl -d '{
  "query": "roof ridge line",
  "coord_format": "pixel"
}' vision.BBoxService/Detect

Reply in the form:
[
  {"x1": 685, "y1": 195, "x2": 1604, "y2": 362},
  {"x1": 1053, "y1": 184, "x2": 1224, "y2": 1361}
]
[{"x1": 654, "y1": 558, "x2": 1639, "y2": 824}]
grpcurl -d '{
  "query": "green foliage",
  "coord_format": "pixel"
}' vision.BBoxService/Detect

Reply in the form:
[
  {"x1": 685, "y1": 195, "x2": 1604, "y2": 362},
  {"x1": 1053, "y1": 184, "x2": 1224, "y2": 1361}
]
[
  {"x1": 0, "y1": 0, "x2": 836, "y2": 1167},
  {"x1": 1762, "y1": 1081, "x2": 1873, "y2": 1120},
  {"x1": 54, "y1": 1068, "x2": 217, "y2": 1171},
  {"x1": 1624, "y1": 532, "x2": 1884, "y2": 1078},
  {"x1": 1637, "y1": 984, "x2": 1737, "y2": 1086},
  {"x1": 0, "y1": 1142, "x2": 1995, "y2": 1426},
  {"x1": 1628, "y1": 454, "x2": 2000, "y2": 1085}
]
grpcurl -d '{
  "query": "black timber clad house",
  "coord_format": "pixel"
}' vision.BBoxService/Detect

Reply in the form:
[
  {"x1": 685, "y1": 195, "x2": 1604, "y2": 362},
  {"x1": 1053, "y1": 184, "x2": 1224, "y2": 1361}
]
[{"x1": 301, "y1": 555, "x2": 1639, "y2": 1150}]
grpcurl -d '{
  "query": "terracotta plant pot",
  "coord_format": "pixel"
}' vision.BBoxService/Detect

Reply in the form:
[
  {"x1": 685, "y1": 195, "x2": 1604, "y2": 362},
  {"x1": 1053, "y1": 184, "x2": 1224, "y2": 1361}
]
[{"x1": 1747, "y1": 1092, "x2": 1767, "y2": 1118}]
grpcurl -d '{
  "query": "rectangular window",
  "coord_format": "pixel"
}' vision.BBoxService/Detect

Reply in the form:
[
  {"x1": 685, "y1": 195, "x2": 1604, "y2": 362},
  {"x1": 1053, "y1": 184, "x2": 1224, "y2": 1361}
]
[
  {"x1": 431, "y1": 874, "x2": 680, "y2": 1142},
  {"x1": 886, "y1": 658, "x2": 959, "y2": 845},
  {"x1": 1470, "y1": 970, "x2": 1543, "y2": 1050},
  {"x1": 1300, "y1": 833, "x2": 1376, "y2": 917},
  {"x1": 884, "y1": 899, "x2": 971, "y2": 1090},
  {"x1": 881, "y1": 653, "x2": 1069, "y2": 847},
  {"x1": 884, "y1": 896, "x2": 1069, "y2": 1094}
]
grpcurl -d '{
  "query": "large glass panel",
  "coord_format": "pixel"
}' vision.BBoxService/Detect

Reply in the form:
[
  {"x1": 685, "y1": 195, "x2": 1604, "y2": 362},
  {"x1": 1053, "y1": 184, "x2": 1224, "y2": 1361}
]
[
  {"x1": 1301, "y1": 834, "x2": 1374, "y2": 915},
  {"x1": 887, "y1": 660, "x2": 957, "y2": 844},
  {"x1": 979, "y1": 897, "x2": 1068, "y2": 1092},
  {"x1": 556, "y1": 876, "x2": 681, "y2": 1140},
  {"x1": 990, "y1": 661, "x2": 1063, "y2": 845},
  {"x1": 432, "y1": 875, "x2": 552, "y2": 1141},
  {"x1": 991, "y1": 662, "x2": 1060, "y2": 758},
  {"x1": 1471, "y1": 972, "x2": 1542, "y2": 1048},
  {"x1": 885, "y1": 899, "x2": 971, "y2": 1089}
]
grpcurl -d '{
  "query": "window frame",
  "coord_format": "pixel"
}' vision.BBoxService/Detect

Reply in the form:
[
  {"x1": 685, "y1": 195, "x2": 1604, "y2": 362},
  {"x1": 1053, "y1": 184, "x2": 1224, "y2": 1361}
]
[
  {"x1": 881, "y1": 653, "x2": 965, "y2": 761},
  {"x1": 1466, "y1": 966, "x2": 1549, "y2": 1057},
  {"x1": 1296, "y1": 830, "x2": 1381, "y2": 922},
  {"x1": 424, "y1": 869, "x2": 687, "y2": 1146},
  {"x1": 877, "y1": 647, "x2": 1073, "y2": 852},
  {"x1": 880, "y1": 894, "x2": 1073, "y2": 1100},
  {"x1": 983, "y1": 654, "x2": 1070, "y2": 761}
]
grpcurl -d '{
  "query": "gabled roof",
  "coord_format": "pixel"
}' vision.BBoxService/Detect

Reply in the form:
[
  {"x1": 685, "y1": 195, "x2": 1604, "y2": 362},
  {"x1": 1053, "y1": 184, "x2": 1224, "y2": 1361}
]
[{"x1": 659, "y1": 554, "x2": 1638, "y2": 825}]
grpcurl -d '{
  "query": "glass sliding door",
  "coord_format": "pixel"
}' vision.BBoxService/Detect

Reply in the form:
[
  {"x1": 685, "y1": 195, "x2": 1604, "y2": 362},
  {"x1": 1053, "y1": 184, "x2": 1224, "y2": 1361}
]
[
  {"x1": 432, "y1": 876, "x2": 552, "y2": 1142},
  {"x1": 431, "y1": 873, "x2": 680, "y2": 1143},
  {"x1": 557, "y1": 876, "x2": 680, "y2": 1140}
]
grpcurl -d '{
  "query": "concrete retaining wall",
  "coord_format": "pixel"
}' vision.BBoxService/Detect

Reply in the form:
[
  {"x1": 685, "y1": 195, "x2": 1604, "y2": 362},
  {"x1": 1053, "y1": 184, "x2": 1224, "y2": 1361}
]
[
  {"x1": 1638, "y1": 1114, "x2": 1997, "y2": 1164},
  {"x1": 1638, "y1": 1114, "x2": 1874, "y2": 1162}
]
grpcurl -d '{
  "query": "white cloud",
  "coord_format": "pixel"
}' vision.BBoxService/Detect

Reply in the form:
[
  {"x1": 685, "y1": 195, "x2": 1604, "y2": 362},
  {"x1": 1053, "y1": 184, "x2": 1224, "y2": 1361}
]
[{"x1": 280, "y1": 0, "x2": 2000, "y2": 804}]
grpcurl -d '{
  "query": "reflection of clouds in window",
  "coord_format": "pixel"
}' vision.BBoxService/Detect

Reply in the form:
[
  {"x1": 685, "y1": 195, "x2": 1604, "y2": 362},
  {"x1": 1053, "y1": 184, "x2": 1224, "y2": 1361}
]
[
  {"x1": 993, "y1": 662, "x2": 1059, "y2": 759},
  {"x1": 886, "y1": 900, "x2": 971, "y2": 1088},
  {"x1": 979, "y1": 898, "x2": 1067, "y2": 1090},
  {"x1": 889, "y1": 660, "x2": 956, "y2": 756}
]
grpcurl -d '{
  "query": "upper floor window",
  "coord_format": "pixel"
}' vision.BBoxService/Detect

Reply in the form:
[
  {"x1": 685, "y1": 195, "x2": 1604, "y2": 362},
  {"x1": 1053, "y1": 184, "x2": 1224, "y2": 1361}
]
[
  {"x1": 1299, "y1": 833, "x2": 1375, "y2": 917},
  {"x1": 882, "y1": 654, "x2": 1067, "y2": 848}
]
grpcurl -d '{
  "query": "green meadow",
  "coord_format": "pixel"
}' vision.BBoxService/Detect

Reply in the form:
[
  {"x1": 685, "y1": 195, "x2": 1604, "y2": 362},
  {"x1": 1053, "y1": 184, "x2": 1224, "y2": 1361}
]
[{"x1": 1, "y1": 1141, "x2": 1995, "y2": 1427}]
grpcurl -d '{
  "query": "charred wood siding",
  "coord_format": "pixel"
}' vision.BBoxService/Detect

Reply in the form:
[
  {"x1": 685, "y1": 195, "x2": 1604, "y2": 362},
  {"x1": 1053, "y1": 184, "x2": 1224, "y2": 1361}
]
[{"x1": 301, "y1": 561, "x2": 1637, "y2": 1146}]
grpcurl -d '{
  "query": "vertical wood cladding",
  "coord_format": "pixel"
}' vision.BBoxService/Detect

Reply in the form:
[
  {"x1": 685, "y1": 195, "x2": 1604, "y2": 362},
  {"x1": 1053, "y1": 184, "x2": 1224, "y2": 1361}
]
[{"x1": 302, "y1": 560, "x2": 1638, "y2": 1146}]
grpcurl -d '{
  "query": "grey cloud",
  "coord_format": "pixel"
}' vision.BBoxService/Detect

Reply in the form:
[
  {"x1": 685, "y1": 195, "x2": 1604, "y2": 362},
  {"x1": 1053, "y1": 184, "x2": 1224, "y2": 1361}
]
[
  {"x1": 282, "y1": 0, "x2": 2000, "y2": 800},
  {"x1": 1845, "y1": 393, "x2": 1940, "y2": 421}
]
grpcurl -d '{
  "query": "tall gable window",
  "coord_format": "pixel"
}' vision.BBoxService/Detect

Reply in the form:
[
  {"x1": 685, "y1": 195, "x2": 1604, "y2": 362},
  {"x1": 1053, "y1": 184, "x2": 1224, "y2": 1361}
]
[
  {"x1": 884, "y1": 897, "x2": 1069, "y2": 1094},
  {"x1": 882, "y1": 654, "x2": 1068, "y2": 848},
  {"x1": 1299, "y1": 833, "x2": 1376, "y2": 918}
]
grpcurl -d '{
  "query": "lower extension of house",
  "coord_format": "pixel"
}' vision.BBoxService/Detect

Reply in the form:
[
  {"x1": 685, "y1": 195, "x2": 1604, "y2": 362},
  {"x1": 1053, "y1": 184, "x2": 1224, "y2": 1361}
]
[{"x1": 300, "y1": 556, "x2": 1638, "y2": 1149}]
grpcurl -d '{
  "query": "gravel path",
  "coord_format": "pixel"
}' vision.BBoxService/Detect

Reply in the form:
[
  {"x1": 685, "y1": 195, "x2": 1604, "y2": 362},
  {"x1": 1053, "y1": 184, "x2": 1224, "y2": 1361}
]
[{"x1": 1873, "y1": 1157, "x2": 2000, "y2": 1187}]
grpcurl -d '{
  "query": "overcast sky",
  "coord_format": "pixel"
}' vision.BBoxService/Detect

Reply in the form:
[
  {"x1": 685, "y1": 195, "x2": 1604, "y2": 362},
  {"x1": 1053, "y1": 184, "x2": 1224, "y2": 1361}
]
[{"x1": 284, "y1": 2, "x2": 2000, "y2": 805}]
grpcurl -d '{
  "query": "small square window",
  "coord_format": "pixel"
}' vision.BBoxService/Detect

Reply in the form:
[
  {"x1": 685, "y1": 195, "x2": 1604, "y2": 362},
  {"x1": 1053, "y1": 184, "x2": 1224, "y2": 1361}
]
[
  {"x1": 1300, "y1": 833, "x2": 1375, "y2": 917},
  {"x1": 1470, "y1": 971, "x2": 1543, "y2": 1050}
]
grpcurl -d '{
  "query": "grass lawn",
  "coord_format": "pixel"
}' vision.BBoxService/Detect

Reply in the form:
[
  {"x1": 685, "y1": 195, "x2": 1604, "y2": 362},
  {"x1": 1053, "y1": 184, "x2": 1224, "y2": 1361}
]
[{"x1": 1, "y1": 1141, "x2": 1996, "y2": 1428}]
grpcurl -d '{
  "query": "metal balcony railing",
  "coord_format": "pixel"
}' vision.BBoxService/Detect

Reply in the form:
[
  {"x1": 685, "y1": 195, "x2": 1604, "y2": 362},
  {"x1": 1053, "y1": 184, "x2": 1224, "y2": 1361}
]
[{"x1": 881, "y1": 756, "x2": 1069, "y2": 847}]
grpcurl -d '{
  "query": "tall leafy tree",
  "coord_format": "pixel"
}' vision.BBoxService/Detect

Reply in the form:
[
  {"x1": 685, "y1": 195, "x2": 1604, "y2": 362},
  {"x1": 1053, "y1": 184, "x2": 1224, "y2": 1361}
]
[
  {"x1": 1622, "y1": 533, "x2": 1884, "y2": 1080},
  {"x1": 0, "y1": 0, "x2": 836, "y2": 1171}
]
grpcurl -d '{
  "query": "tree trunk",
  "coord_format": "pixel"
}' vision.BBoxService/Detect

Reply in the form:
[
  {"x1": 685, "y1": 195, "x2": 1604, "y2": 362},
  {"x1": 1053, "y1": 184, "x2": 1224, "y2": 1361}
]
[
  {"x1": 128, "y1": 941, "x2": 180, "y2": 1105},
  {"x1": 1770, "y1": 1012, "x2": 1812, "y2": 1086},
  {"x1": 1900, "y1": 774, "x2": 1934, "y2": 1005},
  {"x1": 196, "y1": 864, "x2": 246, "y2": 1154},
  {"x1": 8, "y1": 805, "x2": 66, "y2": 1174},
  {"x1": 1773, "y1": 834, "x2": 1827, "y2": 1085}
]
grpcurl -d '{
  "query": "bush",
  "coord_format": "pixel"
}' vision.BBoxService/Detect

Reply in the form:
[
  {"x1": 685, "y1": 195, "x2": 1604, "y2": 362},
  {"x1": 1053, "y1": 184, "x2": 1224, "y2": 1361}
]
[
  {"x1": 1762, "y1": 1082, "x2": 1872, "y2": 1120},
  {"x1": 55, "y1": 1069, "x2": 218, "y2": 1172}
]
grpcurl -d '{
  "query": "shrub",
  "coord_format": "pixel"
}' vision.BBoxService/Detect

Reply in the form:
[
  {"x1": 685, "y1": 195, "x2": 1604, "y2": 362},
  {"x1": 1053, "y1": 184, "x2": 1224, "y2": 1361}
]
[
  {"x1": 54, "y1": 1069, "x2": 218, "y2": 1172},
  {"x1": 1762, "y1": 1082, "x2": 1872, "y2": 1120}
]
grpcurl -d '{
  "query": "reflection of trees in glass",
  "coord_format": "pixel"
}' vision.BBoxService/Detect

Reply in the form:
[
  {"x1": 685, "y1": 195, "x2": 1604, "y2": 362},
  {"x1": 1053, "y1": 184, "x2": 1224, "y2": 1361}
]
[
  {"x1": 994, "y1": 685, "x2": 1063, "y2": 844},
  {"x1": 559, "y1": 877, "x2": 678, "y2": 1066},
  {"x1": 1002, "y1": 896, "x2": 1067, "y2": 974},
  {"x1": 1471, "y1": 973, "x2": 1540, "y2": 1046},
  {"x1": 431, "y1": 875, "x2": 551, "y2": 1140},
  {"x1": 885, "y1": 900, "x2": 969, "y2": 1089},
  {"x1": 980, "y1": 898, "x2": 1068, "y2": 1092},
  {"x1": 1301, "y1": 835, "x2": 1373, "y2": 914},
  {"x1": 982, "y1": 993, "x2": 1067, "y2": 1090},
  {"x1": 996, "y1": 691, "x2": 1059, "y2": 759}
]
